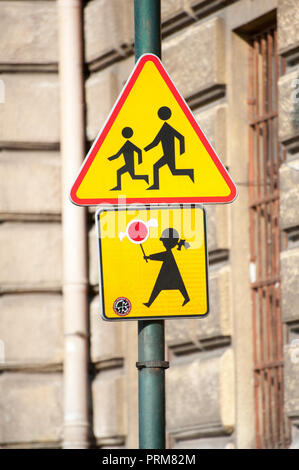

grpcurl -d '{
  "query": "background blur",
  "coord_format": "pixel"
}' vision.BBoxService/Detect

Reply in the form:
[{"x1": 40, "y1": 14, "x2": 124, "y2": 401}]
[{"x1": 0, "y1": 0, "x2": 299, "y2": 449}]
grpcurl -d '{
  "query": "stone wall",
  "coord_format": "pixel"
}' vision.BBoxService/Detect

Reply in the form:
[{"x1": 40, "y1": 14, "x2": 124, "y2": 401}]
[
  {"x1": 0, "y1": 0, "x2": 62, "y2": 449},
  {"x1": 278, "y1": 0, "x2": 299, "y2": 447},
  {"x1": 0, "y1": 0, "x2": 297, "y2": 449}
]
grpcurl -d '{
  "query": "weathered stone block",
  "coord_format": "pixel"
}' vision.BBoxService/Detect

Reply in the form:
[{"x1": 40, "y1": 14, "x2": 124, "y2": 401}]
[
  {"x1": 85, "y1": 0, "x2": 134, "y2": 64},
  {"x1": 0, "y1": 294, "x2": 63, "y2": 365},
  {"x1": 0, "y1": 222, "x2": 62, "y2": 290},
  {"x1": 190, "y1": 0, "x2": 211, "y2": 6},
  {"x1": 0, "y1": 74, "x2": 59, "y2": 144},
  {"x1": 123, "y1": 321, "x2": 138, "y2": 449},
  {"x1": 92, "y1": 373, "x2": 125, "y2": 440},
  {"x1": 278, "y1": 70, "x2": 299, "y2": 143},
  {"x1": 278, "y1": 0, "x2": 299, "y2": 52},
  {"x1": 0, "y1": 373, "x2": 62, "y2": 444},
  {"x1": 280, "y1": 159, "x2": 299, "y2": 230},
  {"x1": 281, "y1": 248, "x2": 299, "y2": 324},
  {"x1": 166, "y1": 349, "x2": 234, "y2": 438},
  {"x1": 172, "y1": 435, "x2": 234, "y2": 449},
  {"x1": 198, "y1": 265, "x2": 232, "y2": 338},
  {"x1": 167, "y1": 315, "x2": 200, "y2": 352},
  {"x1": 284, "y1": 342, "x2": 299, "y2": 419},
  {"x1": 194, "y1": 105, "x2": 227, "y2": 166},
  {"x1": 0, "y1": 151, "x2": 61, "y2": 215},
  {"x1": 86, "y1": 57, "x2": 134, "y2": 141},
  {"x1": 86, "y1": 70, "x2": 118, "y2": 142},
  {"x1": 90, "y1": 296, "x2": 124, "y2": 362},
  {"x1": 166, "y1": 266, "x2": 232, "y2": 347},
  {"x1": 0, "y1": 1, "x2": 58, "y2": 65},
  {"x1": 161, "y1": 0, "x2": 184, "y2": 22},
  {"x1": 205, "y1": 204, "x2": 229, "y2": 253},
  {"x1": 165, "y1": 318, "x2": 190, "y2": 349},
  {"x1": 161, "y1": 0, "x2": 219, "y2": 25},
  {"x1": 163, "y1": 17, "x2": 225, "y2": 98},
  {"x1": 289, "y1": 426, "x2": 299, "y2": 449}
]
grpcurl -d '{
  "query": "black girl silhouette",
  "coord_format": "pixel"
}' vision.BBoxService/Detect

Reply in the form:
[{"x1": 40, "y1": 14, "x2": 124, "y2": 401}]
[{"x1": 143, "y1": 228, "x2": 190, "y2": 307}]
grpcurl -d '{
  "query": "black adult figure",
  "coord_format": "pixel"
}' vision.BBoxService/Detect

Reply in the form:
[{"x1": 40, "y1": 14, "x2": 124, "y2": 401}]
[
  {"x1": 143, "y1": 228, "x2": 190, "y2": 307},
  {"x1": 144, "y1": 106, "x2": 194, "y2": 190},
  {"x1": 108, "y1": 127, "x2": 149, "y2": 191}
]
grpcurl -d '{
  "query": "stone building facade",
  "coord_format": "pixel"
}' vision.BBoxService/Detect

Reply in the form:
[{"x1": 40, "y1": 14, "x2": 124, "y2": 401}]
[{"x1": 0, "y1": 0, "x2": 299, "y2": 449}]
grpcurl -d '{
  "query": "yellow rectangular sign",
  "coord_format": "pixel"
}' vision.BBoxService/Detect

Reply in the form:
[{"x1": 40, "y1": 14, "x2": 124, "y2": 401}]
[{"x1": 96, "y1": 205, "x2": 209, "y2": 320}]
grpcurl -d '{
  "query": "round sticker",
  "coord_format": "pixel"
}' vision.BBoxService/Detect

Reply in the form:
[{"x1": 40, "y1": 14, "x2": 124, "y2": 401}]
[{"x1": 113, "y1": 297, "x2": 132, "y2": 316}]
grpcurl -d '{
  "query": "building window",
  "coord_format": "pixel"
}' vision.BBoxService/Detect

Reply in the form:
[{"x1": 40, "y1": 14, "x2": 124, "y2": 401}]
[{"x1": 248, "y1": 26, "x2": 287, "y2": 449}]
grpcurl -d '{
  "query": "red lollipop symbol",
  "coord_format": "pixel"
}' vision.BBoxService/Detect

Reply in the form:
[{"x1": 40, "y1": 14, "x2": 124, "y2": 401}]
[
  {"x1": 127, "y1": 220, "x2": 149, "y2": 244},
  {"x1": 119, "y1": 219, "x2": 158, "y2": 262}
]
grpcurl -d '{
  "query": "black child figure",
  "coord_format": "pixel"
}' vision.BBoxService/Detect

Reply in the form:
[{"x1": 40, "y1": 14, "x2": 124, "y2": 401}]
[
  {"x1": 144, "y1": 106, "x2": 194, "y2": 190},
  {"x1": 108, "y1": 127, "x2": 149, "y2": 191},
  {"x1": 143, "y1": 228, "x2": 190, "y2": 308}
]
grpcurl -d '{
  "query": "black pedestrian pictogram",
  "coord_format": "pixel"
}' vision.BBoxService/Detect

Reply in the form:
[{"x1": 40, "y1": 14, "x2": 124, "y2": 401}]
[
  {"x1": 143, "y1": 228, "x2": 190, "y2": 307},
  {"x1": 108, "y1": 127, "x2": 149, "y2": 191},
  {"x1": 144, "y1": 106, "x2": 194, "y2": 190}
]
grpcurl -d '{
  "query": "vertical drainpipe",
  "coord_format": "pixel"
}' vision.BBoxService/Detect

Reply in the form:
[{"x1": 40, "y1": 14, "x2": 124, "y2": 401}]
[{"x1": 58, "y1": 0, "x2": 89, "y2": 448}]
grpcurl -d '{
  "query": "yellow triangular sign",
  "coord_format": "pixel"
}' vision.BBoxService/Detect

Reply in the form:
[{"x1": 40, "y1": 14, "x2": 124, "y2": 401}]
[{"x1": 70, "y1": 54, "x2": 237, "y2": 205}]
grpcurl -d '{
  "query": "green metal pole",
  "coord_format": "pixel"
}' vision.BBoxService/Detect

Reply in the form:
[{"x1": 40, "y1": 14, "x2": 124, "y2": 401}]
[
  {"x1": 134, "y1": 0, "x2": 161, "y2": 59},
  {"x1": 137, "y1": 321, "x2": 168, "y2": 449},
  {"x1": 134, "y1": 0, "x2": 167, "y2": 450}
]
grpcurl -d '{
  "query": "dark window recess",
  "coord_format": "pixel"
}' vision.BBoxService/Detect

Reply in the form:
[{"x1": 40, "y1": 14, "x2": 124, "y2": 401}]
[{"x1": 248, "y1": 27, "x2": 289, "y2": 449}]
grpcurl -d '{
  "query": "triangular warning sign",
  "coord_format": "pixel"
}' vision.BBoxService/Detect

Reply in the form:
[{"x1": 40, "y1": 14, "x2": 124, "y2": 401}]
[{"x1": 70, "y1": 54, "x2": 237, "y2": 206}]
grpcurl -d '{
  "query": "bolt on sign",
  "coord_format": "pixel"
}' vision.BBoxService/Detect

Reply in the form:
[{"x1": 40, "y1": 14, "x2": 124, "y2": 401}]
[
  {"x1": 96, "y1": 205, "x2": 209, "y2": 321},
  {"x1": 70, "y1": 54, "x2": 237, "y2": 206}
]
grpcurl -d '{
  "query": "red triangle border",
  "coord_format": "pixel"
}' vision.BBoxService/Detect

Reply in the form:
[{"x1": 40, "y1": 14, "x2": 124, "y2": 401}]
[{"x1": 70, "y1": 54, "x2": 237, "y2": 206}]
